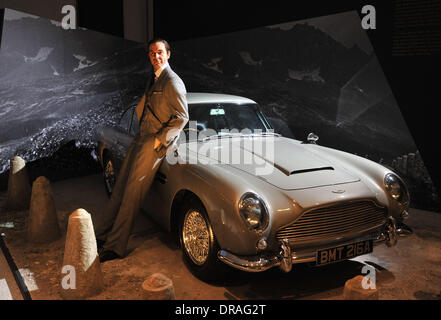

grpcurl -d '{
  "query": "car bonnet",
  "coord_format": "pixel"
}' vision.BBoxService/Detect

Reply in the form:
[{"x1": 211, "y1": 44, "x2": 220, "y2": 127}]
[{"x1": 186, "y1": 136, "x2": 360, "y2": 190}]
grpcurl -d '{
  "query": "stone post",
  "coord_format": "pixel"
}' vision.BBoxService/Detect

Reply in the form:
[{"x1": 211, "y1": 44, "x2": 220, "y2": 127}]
[
  {"x1": 5, "y1": 156, "x2": 31, "y2": 211},
  {"x1": 27, "y1": 177, "x2": 61, "y2": 243},
  {"x1": 60, "y1": 209, "x2": 104, "y2": 299}
]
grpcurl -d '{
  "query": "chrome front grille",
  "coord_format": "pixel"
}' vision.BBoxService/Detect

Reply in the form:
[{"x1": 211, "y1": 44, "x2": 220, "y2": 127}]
[{"x1": 276, "y1": 200, "x2": 387, "y2": 243}]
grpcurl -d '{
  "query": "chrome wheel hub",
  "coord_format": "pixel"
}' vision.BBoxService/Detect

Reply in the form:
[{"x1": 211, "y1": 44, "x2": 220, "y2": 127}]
[{"x1": 182, "y1": 210, "x2": 210, "y2": 265}]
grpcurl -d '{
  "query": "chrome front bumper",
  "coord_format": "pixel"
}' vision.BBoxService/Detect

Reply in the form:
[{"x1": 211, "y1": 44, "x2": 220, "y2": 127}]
[{"x1": 218, "y1": 218, "x2": 413, "y2": 273}]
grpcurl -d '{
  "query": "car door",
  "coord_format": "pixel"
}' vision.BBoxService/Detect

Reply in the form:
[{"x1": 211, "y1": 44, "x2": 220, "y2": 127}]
[{"x1": 105, "y1": 106, "x2": 136, "y2": 173}]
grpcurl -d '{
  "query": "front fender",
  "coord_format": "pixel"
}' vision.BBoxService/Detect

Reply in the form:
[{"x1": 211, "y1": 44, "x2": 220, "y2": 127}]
[
  {"x1": 165, "y1": 159, "x2": 295, "y2": 255},
  {"x1": 306, "y1": 144, "x2": 409, "y2": 218}
]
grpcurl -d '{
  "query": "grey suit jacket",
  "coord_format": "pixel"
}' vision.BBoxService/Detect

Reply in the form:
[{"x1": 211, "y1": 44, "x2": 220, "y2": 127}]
[{"x1": 136, "y1": 66, "x2": 188, "y2": 148}]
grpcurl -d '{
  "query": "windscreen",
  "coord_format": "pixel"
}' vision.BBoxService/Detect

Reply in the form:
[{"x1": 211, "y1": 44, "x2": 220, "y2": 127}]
[{"x1": 186, "y1": 103, "x2": 270, "y2": 137}]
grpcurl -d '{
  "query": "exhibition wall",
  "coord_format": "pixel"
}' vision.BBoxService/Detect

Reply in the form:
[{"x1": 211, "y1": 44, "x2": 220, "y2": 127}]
[
  {"x1": 0, "y1": 9, "x2": 149, "y2": 175},
  {"x1": 0, "y1": 8, "x2": 439, "y2": 210}
]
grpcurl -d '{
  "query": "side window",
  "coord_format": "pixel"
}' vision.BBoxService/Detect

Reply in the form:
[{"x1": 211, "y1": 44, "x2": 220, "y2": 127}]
[
  {"x1": 130, "y1": 107, "x2": 139, "y2": 135},
  {"x1": 119, "y1": 108, "x2": 133, "y2": 132}
]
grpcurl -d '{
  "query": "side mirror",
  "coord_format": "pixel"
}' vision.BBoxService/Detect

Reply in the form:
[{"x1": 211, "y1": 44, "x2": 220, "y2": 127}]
[{"x1": 307, "y1": 132, "x2": 319, "y2": 144}]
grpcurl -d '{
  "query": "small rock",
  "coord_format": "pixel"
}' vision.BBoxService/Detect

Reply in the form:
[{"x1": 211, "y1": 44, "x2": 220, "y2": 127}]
[
  {"x1": 142, "y1": 273, "x2": 175, "y2": 300},
  {"x1": 343, "y1": 275, "x2": 378, "y2": 300}
]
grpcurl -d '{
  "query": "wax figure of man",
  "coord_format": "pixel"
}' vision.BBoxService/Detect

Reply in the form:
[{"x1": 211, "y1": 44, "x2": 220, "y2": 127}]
[{"x1": 97, "y1": 38, "x2": 188, "y2": 262}]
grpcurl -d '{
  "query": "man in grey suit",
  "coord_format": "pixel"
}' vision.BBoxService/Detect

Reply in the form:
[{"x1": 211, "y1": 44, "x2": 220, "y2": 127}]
[{"x1": 97, "y1": 38, "x2": 188, "y2": 262}]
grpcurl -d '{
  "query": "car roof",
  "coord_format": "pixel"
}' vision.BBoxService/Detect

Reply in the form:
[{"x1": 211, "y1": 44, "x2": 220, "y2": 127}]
[{"x1": 187, "y1": 92, "x2": 257, "y2": 105}]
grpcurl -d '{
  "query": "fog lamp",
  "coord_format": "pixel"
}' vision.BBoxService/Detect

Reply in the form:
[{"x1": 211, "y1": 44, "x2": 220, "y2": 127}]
[{"x1": 257, "y1": 238, "x2": 268, "y2": 250}]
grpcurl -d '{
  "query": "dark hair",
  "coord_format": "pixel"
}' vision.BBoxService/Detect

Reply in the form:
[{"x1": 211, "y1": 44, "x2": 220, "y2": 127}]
[{"x1": 147, "y1": 37, "x2": 171, "y2": 52}]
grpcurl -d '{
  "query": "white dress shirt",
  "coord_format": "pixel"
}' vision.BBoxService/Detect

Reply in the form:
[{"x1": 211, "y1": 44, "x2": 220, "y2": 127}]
[{"x1": 154, "y1": 62, "x2": 169, "y2": 81}]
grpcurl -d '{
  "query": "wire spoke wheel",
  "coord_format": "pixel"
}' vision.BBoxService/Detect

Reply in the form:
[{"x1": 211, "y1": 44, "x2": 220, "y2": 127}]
[
  {"x1": 104, "y1": 158, "x2": 115, "y2": 195},
  {"x1": 182, "y1": 210, "x2": 210, "y2": 266},
  {"x1": 178, "y1": 197, "x2": 229, "y2": 281}
]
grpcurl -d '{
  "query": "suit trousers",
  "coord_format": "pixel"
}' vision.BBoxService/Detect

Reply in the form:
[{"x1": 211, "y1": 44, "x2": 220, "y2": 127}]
[{"x1": 96, "y1": 133, "x2": 166, "y2": 257}]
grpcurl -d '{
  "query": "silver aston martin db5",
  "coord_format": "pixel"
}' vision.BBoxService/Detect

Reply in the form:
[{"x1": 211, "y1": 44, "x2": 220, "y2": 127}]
[{"x1": 95, "y1": 92, "x2": 413, "y2": 279}]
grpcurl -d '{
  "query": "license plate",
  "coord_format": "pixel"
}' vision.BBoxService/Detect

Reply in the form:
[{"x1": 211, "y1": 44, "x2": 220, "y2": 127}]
[{"x1": 316, "y1": 240, "x2": 373, "y2": 266}]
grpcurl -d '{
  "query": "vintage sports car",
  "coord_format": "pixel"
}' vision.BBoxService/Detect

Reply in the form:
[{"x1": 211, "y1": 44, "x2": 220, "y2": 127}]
[{"x1": 94, "y1": 93, "x2": 413, "y2": 279}]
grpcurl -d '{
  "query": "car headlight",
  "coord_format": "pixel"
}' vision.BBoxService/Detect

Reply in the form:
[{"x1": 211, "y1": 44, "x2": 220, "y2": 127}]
[
  {"x1": 238, "y1": 193, "x2": 269, "y2": 231},
  {"x1": 384, "y1": 173, "x2": 410, "y2": 207}
]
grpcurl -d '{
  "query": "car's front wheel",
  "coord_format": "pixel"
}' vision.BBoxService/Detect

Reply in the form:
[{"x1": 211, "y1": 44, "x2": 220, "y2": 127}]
[
  {"x1": 179, "y1": 197, "x2": 225, "y2": 280},
  {"x1": 103, "y1": 154, "x2": 116, "y2": 197}
]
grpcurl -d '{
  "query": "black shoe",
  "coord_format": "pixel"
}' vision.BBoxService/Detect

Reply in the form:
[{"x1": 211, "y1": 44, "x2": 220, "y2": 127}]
[
  {"x1": 99, "y1": 250, "x2": 121, "y2": 263},
  {"x1": 96, "y1": 238, "x2": 105, "y2": 250}
]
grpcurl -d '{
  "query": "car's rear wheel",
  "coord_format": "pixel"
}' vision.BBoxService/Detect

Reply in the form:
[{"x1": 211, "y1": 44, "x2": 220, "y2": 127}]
[
  {"x1": 179, "y1": 197, "x2": 226, "y2": 280},
  {"x1": 103, "y1": 154, "x2": 116, "y2": 197}
]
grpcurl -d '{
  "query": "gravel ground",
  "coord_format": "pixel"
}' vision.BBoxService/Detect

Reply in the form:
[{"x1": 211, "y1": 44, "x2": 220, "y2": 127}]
[{"x1": 0, "y1": 174, "x2": 440, "y2": 300}]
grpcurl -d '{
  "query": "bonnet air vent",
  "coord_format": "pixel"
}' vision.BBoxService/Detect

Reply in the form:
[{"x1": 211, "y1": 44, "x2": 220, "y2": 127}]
[{"x1": 290, "y1": 167, "x2": 334, "y2": 175}]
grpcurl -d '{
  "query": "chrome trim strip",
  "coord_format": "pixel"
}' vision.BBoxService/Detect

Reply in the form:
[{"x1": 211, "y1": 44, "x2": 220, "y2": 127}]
[
  {"x1": 217, "y1": 250, "x2": 280, "y2": 272},
  {"x1": 217, "y1": 233, "x2": 388, "y2": 273}
]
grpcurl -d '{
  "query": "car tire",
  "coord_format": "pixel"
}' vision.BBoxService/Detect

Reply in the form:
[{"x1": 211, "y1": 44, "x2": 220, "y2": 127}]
[
  {"x1": 102, "y1": 154, "x2": 116, "y2": 197},
  {"x1": 179, "y1": 197, "x2": 226, "y2": 281}
]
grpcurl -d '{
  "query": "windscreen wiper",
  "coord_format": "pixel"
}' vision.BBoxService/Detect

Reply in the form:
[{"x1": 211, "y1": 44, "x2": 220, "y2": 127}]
[{"x1": 199, "y1": 131, "x2": 280, "y2": 142}]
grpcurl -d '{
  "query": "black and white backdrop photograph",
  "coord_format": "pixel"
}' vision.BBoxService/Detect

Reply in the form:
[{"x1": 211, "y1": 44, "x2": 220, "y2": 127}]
[
  {"x1": 0, "y1": 8, "x2": 439, "y2": 211},
  {"x1": 0, "y1": 0, "x2": 440, "y2": 304}
]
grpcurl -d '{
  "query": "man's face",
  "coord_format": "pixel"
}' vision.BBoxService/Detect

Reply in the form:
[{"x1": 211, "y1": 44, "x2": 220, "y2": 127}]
[{"x1": 149, "y1": 41, "x2": 170, "y2": 71}]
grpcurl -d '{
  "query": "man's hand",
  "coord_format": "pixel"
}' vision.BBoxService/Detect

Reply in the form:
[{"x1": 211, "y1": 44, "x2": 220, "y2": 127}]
[{"x1": 154, "y1": 137, "x2": 161, "y2": 150}]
